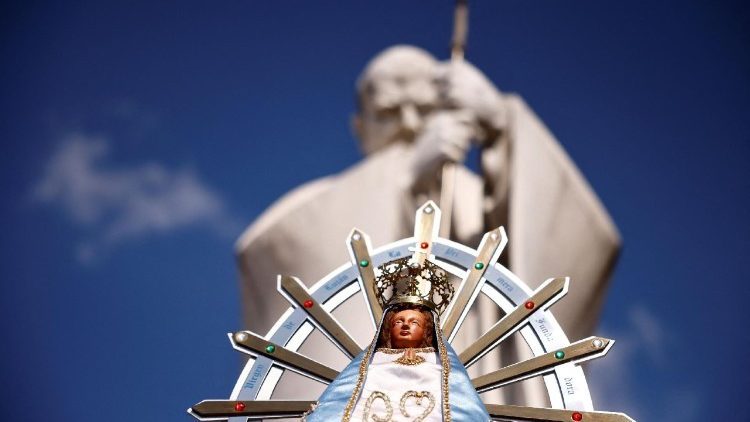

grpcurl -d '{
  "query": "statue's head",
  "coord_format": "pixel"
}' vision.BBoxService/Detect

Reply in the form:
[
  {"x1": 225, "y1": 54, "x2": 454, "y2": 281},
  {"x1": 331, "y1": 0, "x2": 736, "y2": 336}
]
[
  {"x1": 353, "y1": 45, "x2": 439, "y2": 155},
  {"x1": 373, "y1": 257, "x2": 451, "y2": 349},
  {"x1": 378, "y1": 303, "x2": 436, "y2": 349}
]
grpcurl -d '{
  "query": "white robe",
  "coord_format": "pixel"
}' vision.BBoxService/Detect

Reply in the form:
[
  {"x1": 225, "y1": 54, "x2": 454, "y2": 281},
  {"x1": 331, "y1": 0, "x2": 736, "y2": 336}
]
[{"x1": 350, "y1": 349, "x2": 442, "y2": 422}]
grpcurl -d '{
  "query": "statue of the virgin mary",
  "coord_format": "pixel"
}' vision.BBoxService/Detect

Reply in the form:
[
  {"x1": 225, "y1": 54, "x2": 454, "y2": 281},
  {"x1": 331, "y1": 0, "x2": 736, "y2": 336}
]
[
  {"x1": 188, "y1": 203, "x2": 636, "y2": 422},
  {"x1": 304, "y1": 257, "x2": 490, "y2": 421}
]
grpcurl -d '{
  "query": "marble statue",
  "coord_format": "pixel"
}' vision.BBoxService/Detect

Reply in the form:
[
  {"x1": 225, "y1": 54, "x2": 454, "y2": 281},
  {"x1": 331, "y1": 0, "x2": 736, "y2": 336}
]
[{"x1": 235, "y1": 45, "x2": 620, "y2": 406}]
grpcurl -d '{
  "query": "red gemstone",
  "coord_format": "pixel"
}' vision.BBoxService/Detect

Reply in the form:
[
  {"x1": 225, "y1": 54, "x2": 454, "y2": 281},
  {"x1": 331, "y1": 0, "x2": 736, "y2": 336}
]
[
  {"x1": 303, "y1": 299, "x2": 314, "y2": 308},
  {"x1": 235, "y1": 402, "x2": 246, "y2": 412},
  {"x1": 420, "y1": 242, "x2": 429, "y2": 249},
  {"x1": 572, "y1": 412, "x2": 583, "y2": 421},
  {"x1": 524, "y1": 301, "x2": 535, "y2": 310}
]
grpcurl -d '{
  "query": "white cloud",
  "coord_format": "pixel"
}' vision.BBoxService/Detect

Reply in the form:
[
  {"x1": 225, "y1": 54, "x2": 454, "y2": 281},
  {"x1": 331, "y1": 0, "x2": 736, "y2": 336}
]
[
  {"x1": 587, "y1": 305, "x2": 700, "y2": 422},
  {"x1": 627, "y1": 305, "x2": 666, "y2": 364},
  {"x1": 33, "y1": 134, "x2": 239, "y2": 262}
]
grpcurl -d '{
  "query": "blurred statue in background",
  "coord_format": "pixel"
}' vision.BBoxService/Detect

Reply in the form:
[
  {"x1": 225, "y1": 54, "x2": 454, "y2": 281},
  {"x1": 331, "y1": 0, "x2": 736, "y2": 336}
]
[{"x1": 235, "y1": 45, "x2": 620, "y2": 405}]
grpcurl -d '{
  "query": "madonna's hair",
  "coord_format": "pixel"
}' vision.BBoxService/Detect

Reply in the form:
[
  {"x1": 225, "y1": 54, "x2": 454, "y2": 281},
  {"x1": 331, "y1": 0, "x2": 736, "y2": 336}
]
[{"x1": 376, "y1": 303, "x2": 436, "y2": 349}]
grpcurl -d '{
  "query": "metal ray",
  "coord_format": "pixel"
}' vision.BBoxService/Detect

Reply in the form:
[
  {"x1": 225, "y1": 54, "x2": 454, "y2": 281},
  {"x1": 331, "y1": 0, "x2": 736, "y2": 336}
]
[
  {"x1": 484, "y1": 404, "x2": 636, "y2": 422},
  {"x1": 190, "y1": 400, "x2": 315, "y2": 420},
  {"x1": 278, "y1": 275, "x2": 362, "y2": 359},
  {"x1": 441, "y1": 226, "x2": 507, "y2": 342},
  {"x1": 347, "y1": 228, "x2": 382, "y2": 328},
  {"x1": 473, "y1": 336, "x2": 613, "y2": 393},
  {"x1": 459, "y1": 277, "x2": 569, "y2": 367},
  {"x1": 231, "y1": 330, "x2": 339, "y2": 384},
  {"x1": 412, "y1": 200, "x2": 441, "y2": 265}
]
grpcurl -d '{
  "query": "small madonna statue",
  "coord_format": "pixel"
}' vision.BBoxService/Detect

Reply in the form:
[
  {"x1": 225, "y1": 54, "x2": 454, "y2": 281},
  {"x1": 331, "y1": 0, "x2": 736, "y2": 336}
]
[{"x1": 304, "y1": 258, "x2": 490, "y2": 421}]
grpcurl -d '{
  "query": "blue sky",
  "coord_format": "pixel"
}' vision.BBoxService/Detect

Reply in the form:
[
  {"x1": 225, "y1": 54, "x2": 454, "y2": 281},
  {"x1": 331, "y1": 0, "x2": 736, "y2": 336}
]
[{"x1": 1, "y1": 1, "x2": 748, "y2": 421}]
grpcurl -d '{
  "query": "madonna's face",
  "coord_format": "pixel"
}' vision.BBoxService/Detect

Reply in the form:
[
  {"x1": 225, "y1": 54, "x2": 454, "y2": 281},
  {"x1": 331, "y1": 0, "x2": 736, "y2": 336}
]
[{"x1": 390, "y1": 309, "x2": 427, "y2": 349}]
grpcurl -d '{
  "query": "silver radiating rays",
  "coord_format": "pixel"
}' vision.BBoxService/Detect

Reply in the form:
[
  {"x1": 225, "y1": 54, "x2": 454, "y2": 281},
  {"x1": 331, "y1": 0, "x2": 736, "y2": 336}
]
[{"x1": 188, "y1": 201, "x2": 636, "y2": 421}]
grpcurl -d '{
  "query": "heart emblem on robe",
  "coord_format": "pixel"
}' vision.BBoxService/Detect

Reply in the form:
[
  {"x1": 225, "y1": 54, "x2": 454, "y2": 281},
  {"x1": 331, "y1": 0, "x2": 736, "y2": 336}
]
[
  {"x1": 399, "y1": 390, "x2": 435, "y2": 422},
  {"x1": 363, "y1": 391, "x2": 393, "y2": 422}
]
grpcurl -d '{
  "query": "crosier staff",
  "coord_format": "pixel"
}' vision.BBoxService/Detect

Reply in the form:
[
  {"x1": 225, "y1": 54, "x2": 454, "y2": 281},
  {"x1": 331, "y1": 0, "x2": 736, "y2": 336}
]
[{"x1": 439, "y1": 0, "x2": 467, "y2": 238}]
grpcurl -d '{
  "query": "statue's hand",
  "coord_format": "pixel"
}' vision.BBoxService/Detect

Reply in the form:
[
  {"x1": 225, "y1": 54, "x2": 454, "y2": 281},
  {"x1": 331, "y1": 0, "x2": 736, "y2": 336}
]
[
  {"x1": 404, "y1": 348, "x2": 417, "y2": 361},
  {"x1": 435, "y1": 60, "x2": 506, "y2": 135},
  {"x1": 409, "y1": 110, "x2": 474, "y2": 180}
]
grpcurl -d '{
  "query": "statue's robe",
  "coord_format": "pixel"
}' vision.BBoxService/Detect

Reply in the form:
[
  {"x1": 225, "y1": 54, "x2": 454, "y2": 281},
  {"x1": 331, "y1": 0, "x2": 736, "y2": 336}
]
[
  {"x1": 305, "y1": 307, "x2": 490, "y2": 422},
  {"x1": 235, "y1": 94, "x2": 620, "y2": 406}
]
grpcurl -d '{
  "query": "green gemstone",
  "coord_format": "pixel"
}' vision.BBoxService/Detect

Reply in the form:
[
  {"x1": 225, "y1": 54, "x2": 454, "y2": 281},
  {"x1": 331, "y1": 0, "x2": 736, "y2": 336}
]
[
  {"x1": 474, "y1": 262, "x2": 484, "y2": 270},
  {"x1": 359, "y1": 259, "x2": 369, "y2": 267},
  {"x1": 554, "y1": 350, "x2": 565, "y2": 359},
  {"x1": 265, "y1": 345, "x2": 276, "y2": 354}
]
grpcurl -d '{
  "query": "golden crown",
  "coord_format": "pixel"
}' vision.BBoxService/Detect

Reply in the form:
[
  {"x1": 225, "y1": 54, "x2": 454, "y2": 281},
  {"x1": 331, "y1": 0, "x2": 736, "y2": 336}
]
[{"x1": 374, "y1": 257, "x2": 454, "y2": 315}]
